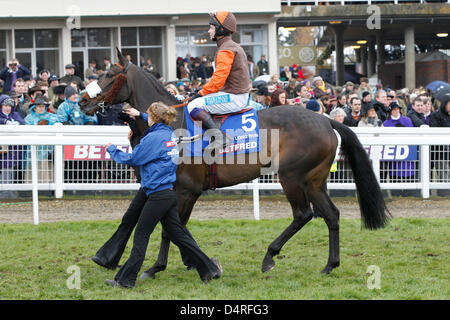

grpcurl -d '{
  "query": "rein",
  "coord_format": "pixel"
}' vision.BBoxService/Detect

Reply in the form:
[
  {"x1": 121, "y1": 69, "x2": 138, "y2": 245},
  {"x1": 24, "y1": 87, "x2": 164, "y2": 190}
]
[{"x1": 169, "y1": 97, "x2": 190, "y2": 109}]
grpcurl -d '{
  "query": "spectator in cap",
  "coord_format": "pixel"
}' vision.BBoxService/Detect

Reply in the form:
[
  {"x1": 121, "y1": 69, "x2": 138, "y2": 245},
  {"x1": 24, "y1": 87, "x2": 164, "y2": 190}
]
[
  {"x1": 361, "y1": 91, "x2": 373, "y2": 116},
  {"x1": 23, "y1": 85, "x2": 46, "y2": 114},
  {"x1": 343, "y1": 81, "x2": 355, "y2": 95},
  {"x1": 269, "y1": 88, "x2": 287, "y2": 108},
  {"x1": 0, "y1": 94, "x2": 25, "y2": 198},
  {"x1": 255, "y1": 85, "x2": 271, "y2": 108},
  {"x1": 0, "y1": 94, "x2": 24, "y2": 125},
  {"x1": 56, "y1": 85, "x2": 97, "y2": 125},
  {"x1": 47, "y1": 75, "x2": 60, "y2": 102},
  {"x1": 7, "y1": 91, "x2": 27, "y2": 119},
  {"x1": 306, "y1": 98, "x2": 321, "y2": 113},
  {"x1": 0, "y1": 58, "x2": 31, "y2": 93},
  {"x1": 313, "y1": 76, "x2": 334, "y2": 99},
  {"x1": 60, "y1": 63, "x2": 84, "y2": 90},
  {"x1": 85, "y1": 60, "x2": 98, "y2": 80}
]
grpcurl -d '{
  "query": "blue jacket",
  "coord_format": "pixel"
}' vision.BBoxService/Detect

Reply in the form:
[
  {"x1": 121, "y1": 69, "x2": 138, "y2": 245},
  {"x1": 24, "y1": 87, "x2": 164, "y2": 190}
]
[
  {"x1": 25, "y1": 105, "x2": 59, "y2": 125},
  {"x1": 107, "y1": 122, "x2": 179, "y2": 195},
  {"x1": 56, "y1": 98, "x2": 97, "y2": 125}
]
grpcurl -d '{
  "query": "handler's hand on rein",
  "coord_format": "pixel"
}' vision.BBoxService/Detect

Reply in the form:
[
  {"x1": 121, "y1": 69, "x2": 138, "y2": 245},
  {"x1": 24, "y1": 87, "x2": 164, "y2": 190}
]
[
  {"x1": 125, "y1": 107, "x2": 140, "y2": 118},
  {"x1": 105, "y1": 143, "x2": 113, "y2": 149}
]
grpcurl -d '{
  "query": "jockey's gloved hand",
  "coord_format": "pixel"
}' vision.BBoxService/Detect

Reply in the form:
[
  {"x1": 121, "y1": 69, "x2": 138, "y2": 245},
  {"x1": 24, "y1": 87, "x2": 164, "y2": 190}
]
[{"x1": 188, "y1": 92, "x2": 202, "y2": 103}]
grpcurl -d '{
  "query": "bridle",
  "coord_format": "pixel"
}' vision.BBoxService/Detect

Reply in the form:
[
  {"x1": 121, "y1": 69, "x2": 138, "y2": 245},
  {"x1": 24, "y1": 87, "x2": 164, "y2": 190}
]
[{"x1": 84, "y1": 61, "x2": 132, "y2": 113}]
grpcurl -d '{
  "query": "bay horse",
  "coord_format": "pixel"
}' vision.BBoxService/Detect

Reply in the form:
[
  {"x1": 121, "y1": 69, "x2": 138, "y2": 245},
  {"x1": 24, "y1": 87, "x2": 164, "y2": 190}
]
[{"x1": 79, "y1": 48, "x2": 390, "y2": 277}]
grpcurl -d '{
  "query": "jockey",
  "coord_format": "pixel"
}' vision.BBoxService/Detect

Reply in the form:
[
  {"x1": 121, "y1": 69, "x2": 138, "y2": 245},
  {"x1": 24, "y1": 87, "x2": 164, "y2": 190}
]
[{"x1": 187, "y1": 11, "x2": 251, "y2": 152}]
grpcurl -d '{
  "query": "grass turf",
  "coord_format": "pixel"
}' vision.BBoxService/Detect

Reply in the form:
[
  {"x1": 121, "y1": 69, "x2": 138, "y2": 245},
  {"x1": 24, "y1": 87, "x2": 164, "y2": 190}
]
[{"x1": 0, "y1": 218, "x2": 448, "y2": 300}]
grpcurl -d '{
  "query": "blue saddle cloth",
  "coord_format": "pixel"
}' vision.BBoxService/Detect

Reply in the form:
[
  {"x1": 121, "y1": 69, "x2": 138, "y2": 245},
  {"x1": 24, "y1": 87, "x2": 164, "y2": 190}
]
[{"x1": 183, "y1": 106, "x2": 260, "y2": 157}]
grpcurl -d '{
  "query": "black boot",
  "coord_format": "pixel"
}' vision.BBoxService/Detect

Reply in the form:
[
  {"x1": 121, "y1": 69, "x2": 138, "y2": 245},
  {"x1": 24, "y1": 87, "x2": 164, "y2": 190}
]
[{"x1": 191, "y1": 109, "x2": 231, "y2": 153}]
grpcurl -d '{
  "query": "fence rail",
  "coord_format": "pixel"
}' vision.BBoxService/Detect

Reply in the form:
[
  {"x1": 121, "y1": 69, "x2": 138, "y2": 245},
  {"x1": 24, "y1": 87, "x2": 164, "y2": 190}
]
[
  {"x1": 1, "y1": 125, "x2": 450, "y2": 224},
  {"x1": 281, "y1": 0, "x2": 449, "y2": 6}
]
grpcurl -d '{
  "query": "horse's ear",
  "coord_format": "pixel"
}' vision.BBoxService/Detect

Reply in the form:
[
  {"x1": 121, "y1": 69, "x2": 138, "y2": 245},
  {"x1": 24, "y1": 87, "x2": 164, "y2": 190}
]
[{"x1": 116, "y1": 47, "x2": 127, "y2": 66}]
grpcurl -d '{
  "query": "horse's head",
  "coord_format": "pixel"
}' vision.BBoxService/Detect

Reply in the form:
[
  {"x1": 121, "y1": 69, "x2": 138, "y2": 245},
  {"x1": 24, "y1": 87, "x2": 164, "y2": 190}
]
[{"x1": 79, "y1": 48, "x2": 132, "y2": 116}]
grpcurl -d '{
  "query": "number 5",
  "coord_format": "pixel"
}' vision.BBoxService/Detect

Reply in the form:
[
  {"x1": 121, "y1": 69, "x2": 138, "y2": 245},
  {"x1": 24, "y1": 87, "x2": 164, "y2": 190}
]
[{"x1": 242, "y1": 113, "x2": 256, "y2": 132}]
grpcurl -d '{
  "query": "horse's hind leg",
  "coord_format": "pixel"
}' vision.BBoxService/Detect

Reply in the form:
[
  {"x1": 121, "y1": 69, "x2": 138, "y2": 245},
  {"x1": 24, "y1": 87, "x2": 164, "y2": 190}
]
[
  {"x1": 262, "y1": 179, "x2": 313, "y2": 273},
  {"x1": 309, "y1": 188, "x2": 340, "y2": 274},
  {"x1": 141, "y1": 190, "x2": 201, "y2": 279}
]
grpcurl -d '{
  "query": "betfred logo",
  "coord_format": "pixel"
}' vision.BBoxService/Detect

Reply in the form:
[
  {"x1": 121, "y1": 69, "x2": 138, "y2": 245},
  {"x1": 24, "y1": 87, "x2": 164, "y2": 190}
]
[{"x1": 165, "y1": 141, "x2": 177, "y2": 148}]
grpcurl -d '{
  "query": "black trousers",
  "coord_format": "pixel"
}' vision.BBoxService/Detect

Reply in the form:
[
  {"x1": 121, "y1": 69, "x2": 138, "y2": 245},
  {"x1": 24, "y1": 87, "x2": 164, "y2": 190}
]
[{"x1": 95, "y1": 188, "x2": 218, "y2": 287}]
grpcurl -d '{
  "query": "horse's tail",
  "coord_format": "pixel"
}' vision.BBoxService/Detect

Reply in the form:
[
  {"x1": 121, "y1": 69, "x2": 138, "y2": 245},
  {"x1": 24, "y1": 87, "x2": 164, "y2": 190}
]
[{"x1": 329, "y1": 119, "x2": 391, "y2": 229}]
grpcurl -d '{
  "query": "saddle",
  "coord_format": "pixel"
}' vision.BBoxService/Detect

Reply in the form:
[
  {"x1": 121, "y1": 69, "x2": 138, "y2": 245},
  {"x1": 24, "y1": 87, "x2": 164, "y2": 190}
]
[{"x1": 211, "y1": 108, "x2": 253, "y2": 127}]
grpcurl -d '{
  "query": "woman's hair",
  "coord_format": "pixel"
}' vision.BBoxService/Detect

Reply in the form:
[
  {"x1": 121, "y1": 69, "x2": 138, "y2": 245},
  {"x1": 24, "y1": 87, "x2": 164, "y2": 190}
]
[
  {"x1": 329, "y1": 107, "x2": 346, "y2": 120},
  {"x1": 269, "y1": 88, "x2": 287, "y2": 107},
  {"x1": 147, "y1": 102, "x2": 177, "y2": 125},
  {"x1": 165, "y1": 83, "x2": 180, "y2": 96}
]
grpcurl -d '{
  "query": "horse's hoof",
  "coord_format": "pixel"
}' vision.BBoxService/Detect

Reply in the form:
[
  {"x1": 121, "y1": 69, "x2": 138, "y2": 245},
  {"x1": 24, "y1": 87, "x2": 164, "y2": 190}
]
[
  {"x1": 261, "y1": 257, "x2": 275, "y2": 273},
  {"x1": 321, "y1": 262, "x2": 340, "y2": 274},
  {"x1": 140, "y1": 271, "x2": 156, "y2": 280}
]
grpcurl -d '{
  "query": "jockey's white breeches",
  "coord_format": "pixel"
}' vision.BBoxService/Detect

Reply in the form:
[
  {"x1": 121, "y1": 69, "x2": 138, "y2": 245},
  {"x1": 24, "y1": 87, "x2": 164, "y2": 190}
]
[{"x1": 187, "y1": 91, "x2": 250, "y2": 115}]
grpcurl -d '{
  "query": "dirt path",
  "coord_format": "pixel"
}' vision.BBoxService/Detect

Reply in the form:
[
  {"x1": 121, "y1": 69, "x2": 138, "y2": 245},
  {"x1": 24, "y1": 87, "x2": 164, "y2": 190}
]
[{"x1": 0, "y1": 197, "x2": 449, "y2": 224}]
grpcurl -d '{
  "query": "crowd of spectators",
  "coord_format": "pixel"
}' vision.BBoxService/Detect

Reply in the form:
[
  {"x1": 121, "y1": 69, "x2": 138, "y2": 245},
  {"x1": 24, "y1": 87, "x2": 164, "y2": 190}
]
[{"x1": 0, "y1": 55, "x2": 449, "y2": 196}]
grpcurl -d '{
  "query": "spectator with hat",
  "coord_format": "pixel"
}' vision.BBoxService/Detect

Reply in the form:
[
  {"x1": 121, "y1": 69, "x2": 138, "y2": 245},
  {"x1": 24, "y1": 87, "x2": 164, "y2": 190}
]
[
  {"x1": 383, "y1": 102, "x2": 413, "y2": 127},
  {"x1": 0, "y1": 94, "x2": 25, "y2": 198},
  {"x1": 358, "y1": 104, "x2": 383, "y2": 127},
  {"x1": 8, "y1": 91, "x2": 27, "y2": 119},
  {"x1": 361, "y1": 91, "x2": 373, "y2": 116},
  {"x1": 306, "y1": 98, "x2": 322, "y2": 114},
  {"x1": 60, "y1": 64, "x2": 84, "y2": 90},
  {"x1": 342, "y1": 81, "x2": 355, "y2": 95},
  {"x1": 24, "y1": 94, "x2": 58, "y2": 126},
  {"x1": 23, "y1": 85, "x2": 46, "y2": 114},
  {"x1": 56, "y1": 85, "x2": 96, "y2": 125},
  {"x1": 254, "y1": 85, "x2": 271, "y2": 108},
  {"x1": 0, "y1": 94, "x2": 24, "y2": 125},
  {"x1": 85, "y1": 60, "x2": 98, "y2": 80},
  {"x1": 51, "y1": 83, "x2": 68, "y2": 111},
  {"x1": 313, "y1": 76, "x2": 334, "y2": 99},
  {"x1": 0, "y1": 58, "x2": 31, "y2": 93},
  {"x1": 47, "y1": 75, "x2": 60, "y2": 102}
]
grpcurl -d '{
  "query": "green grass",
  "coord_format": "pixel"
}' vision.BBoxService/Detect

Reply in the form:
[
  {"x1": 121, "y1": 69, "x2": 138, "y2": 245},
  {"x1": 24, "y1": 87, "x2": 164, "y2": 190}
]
[{"x1": 0, "y1": 218, "x2": 448, "y2": 300}]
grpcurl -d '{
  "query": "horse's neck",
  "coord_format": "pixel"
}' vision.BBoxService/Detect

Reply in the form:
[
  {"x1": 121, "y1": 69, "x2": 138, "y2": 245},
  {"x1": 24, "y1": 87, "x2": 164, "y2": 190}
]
[{"x1": 129, "y1": 70, "x2": 184, "y2": 130}]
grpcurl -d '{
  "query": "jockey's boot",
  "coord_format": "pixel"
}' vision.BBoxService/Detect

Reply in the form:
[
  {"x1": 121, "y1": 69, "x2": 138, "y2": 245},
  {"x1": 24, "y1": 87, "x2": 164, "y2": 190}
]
[{"x1": 191, "y1": 109, "x2": 231, "y2": 153}]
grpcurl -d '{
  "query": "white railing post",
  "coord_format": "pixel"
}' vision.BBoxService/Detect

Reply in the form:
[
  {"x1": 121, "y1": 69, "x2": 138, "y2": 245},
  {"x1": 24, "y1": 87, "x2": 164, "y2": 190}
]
[
  {"x1": 253, "y1": 178, "x2": 260, "y2": 220},
  {"x1": 54, "y1": 143, "x2": 64, "y2": 198},
  {"x1": 420, "y1": 144, "x2": 430, "y2": 199},
  {"x1": 54, "y1": 123, "x2": 64, "y2": 198},
  {"x1": 31, "y1": 145, "x2": 39, "y2": 225}
]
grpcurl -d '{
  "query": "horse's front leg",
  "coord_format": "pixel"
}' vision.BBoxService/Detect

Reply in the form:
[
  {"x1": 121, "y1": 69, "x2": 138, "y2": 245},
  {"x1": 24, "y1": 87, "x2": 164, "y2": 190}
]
[{"x1": 140, "y1": 188, "x2": 201, "y2": 279}]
